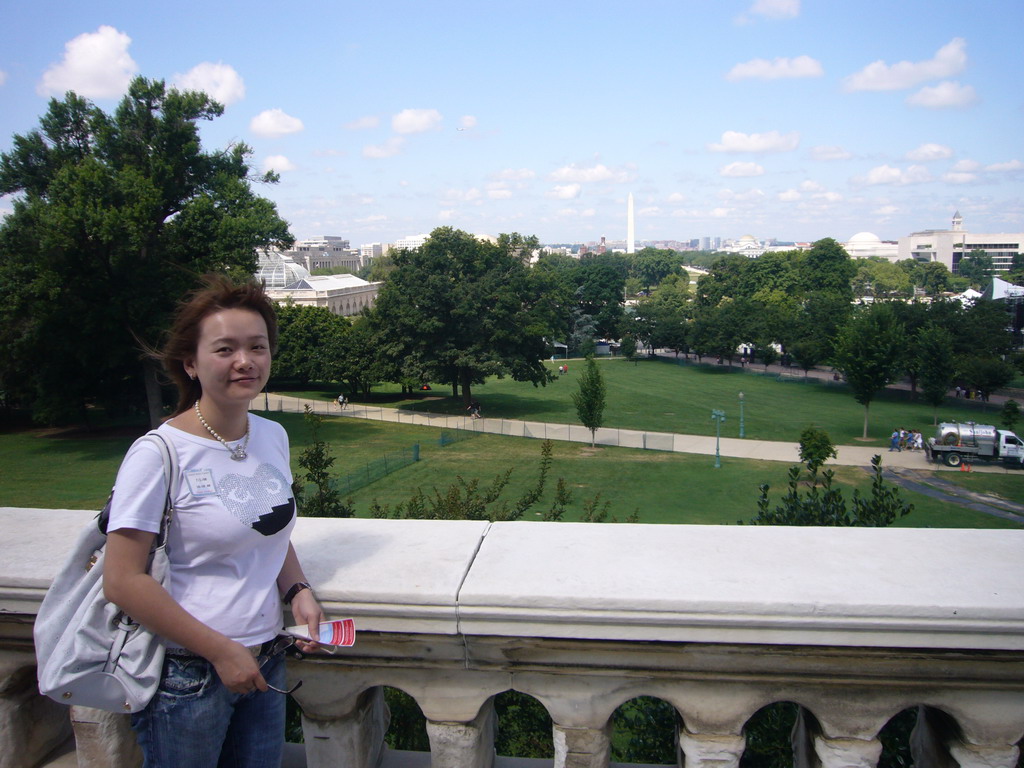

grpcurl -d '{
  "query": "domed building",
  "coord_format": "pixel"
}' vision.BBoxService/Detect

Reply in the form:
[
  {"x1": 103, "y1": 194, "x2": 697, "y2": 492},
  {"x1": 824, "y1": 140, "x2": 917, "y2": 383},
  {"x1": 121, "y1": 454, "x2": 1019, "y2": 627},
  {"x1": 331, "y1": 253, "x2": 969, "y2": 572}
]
[
  {"x1": 257, "y1": 248, "x2": 380, "y2": 317},
  {"x1": 843, "y1": 232, "x2": 899, "y2": 261},
  {"x1": 255, "y1": 248, "x2": 312, "y2": 288},
  {"x1": 722, "y1": 234, "x2": 766, "y2": 258}
]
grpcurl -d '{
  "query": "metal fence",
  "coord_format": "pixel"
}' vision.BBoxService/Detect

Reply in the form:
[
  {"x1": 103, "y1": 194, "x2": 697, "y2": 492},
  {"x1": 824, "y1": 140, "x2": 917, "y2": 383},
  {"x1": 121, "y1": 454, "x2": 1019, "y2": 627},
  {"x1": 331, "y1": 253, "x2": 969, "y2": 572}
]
[
  {"x1": 262, "y1": 398, "x2": 688, "y2": 454},
  {"x1": 336, "y1": 445, "x2": 420, "y2": 496}
]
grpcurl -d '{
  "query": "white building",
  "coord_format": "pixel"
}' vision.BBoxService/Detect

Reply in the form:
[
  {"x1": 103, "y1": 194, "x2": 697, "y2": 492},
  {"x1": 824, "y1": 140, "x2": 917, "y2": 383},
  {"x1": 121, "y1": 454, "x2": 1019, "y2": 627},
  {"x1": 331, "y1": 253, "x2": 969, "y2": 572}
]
[
  {"x1": 256, "y1": 249, "x2": 380, "y2": 316},
  {"x1": 286, "y1": 236, "x2": 362, "y2": 273},
  {"x1": 897, "y1": 212, "x2": 1024, "y2": 275},
  {"x1": 393, "y1": 234, "x2": 430, "y2": 251},
  {"x1": 843, "y1": 232, "x2": 900, "y2": 261},
  {"x1": 720, "y1": 234, "x2": 766, "y2": 258}
]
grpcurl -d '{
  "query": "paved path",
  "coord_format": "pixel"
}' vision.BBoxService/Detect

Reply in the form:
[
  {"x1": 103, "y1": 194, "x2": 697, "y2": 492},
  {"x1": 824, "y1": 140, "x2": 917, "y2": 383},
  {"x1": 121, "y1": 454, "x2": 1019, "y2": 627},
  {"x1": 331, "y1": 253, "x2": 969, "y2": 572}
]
[{"x1": 256, "y1": 393, "x2": 1021, "y2": 475}]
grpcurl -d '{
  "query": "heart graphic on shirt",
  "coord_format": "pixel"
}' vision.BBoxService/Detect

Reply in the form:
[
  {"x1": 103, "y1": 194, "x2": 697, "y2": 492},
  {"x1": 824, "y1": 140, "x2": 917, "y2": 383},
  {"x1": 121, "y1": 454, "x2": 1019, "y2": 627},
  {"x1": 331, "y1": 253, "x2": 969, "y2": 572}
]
[{"x1": 218, "y1": 464, "x2": 295, "y2": 536}]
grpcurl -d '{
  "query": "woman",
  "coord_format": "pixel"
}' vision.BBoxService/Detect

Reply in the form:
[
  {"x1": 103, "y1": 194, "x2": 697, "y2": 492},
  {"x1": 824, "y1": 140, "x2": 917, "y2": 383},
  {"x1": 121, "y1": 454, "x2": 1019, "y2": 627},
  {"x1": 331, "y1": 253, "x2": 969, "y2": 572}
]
[{"x1": 104, "y1": 275, "x2": 323, "y2": 766}]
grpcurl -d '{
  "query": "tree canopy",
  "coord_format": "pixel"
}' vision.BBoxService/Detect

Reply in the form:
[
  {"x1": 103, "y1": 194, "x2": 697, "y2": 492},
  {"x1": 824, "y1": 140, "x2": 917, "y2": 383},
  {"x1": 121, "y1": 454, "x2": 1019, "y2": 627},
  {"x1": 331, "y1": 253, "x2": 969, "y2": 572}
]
[
  {"x1": 367, "y1": 227, "x2": 553, "y2": 404},
  {"x1": 0, "y1": 77, "x2": 291, "y2": 423}
]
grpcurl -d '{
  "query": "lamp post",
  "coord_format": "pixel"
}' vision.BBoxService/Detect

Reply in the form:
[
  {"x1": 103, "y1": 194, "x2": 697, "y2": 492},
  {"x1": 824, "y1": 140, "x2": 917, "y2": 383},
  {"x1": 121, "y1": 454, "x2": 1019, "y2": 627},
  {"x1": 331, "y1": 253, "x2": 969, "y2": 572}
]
[
  {"x1": 738, "y1": 391, "x2": 745, "y2": 438},
  {"x1": 711, "y1": 409, "x2": 726, "y2": 468}
]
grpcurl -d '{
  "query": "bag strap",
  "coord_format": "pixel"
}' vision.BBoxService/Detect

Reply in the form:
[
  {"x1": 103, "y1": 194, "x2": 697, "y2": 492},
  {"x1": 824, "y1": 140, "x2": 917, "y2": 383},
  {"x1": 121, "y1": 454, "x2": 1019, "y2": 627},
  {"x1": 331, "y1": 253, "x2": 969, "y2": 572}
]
[
  {"x1": 139, "y1": 430, "x2": 179, "y2": 546},
  {"x1": 97, "y1": 429, "x2": 180, "y2": 538}
]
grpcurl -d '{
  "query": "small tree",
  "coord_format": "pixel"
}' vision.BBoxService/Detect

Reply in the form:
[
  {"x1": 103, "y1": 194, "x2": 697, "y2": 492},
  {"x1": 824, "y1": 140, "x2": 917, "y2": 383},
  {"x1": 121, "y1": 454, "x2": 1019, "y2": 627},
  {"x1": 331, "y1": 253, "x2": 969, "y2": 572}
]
[
  {"x1": 916, "y1": 324, "x2": 956, "y2": 425},
  {"x1": 296, "y1": 407, "x2": 353, "y2": 518},
  {"x1": 572, "y1": 355, "x2": 606, "y2": 447},
  {"x1": 798, "y1": 427, "x2": 838, "y2": 476},
  {"x1": 832, "y1": 303, "x2": 907, "y2": 439},
  {"x1": 1001, "y1": 400, "x2": 1021, "y2": 432},
  {"x1": 621, "y1": 334, "x2": 638, "y2": 365}
]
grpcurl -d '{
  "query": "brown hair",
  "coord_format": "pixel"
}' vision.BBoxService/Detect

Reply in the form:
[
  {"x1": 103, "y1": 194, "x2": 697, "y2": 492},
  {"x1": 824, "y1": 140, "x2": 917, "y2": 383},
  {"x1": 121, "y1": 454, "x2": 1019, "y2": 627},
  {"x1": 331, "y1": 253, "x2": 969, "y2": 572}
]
[{"x1": 159, "y1": 274, "x2": 278, "y2": 415}]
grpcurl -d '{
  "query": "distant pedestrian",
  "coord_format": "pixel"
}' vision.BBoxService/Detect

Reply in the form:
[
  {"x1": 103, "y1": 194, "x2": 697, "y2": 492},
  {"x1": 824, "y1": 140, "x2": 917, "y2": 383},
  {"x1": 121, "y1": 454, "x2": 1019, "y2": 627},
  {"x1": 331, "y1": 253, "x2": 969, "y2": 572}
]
[
  {"x1": 467, "y1": 400, "x2": 481, "y2": 419},
  {"x1": 337, "y1": 393, "x2": 347, "y2": 410},
  {"x1": 889, "y1": 429, "x2": 901, "y2": 452}
]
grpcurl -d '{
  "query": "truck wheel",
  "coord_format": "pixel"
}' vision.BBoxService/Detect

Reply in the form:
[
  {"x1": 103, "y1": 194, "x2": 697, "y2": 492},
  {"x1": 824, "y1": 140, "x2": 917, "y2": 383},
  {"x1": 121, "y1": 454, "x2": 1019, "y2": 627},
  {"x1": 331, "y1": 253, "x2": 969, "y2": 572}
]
[{"x1": 945, "y1": 452, "x2": 962, "y2": 467}]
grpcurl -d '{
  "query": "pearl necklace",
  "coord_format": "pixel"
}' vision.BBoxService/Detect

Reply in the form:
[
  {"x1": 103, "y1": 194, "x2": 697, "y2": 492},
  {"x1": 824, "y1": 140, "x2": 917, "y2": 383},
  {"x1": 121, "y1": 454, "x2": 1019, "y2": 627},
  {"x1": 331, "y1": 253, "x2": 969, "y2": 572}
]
[{"x1": 194, "y1": 400, "x2": 250, "y2": 461}]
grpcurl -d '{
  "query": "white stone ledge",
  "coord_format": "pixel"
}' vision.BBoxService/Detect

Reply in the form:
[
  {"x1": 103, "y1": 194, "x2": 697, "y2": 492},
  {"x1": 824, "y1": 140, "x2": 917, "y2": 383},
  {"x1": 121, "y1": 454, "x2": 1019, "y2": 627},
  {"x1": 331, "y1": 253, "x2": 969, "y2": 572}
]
[{"x1": 2, "y1": 509, "x2": 1023, "y2": 652}]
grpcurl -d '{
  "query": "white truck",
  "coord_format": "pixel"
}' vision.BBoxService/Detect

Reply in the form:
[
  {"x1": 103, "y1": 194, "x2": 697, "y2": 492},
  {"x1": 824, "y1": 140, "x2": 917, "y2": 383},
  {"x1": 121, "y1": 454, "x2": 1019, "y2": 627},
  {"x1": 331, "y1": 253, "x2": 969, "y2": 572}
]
[{"x1": 925, "y1": 422, "x2": 1024, "y2": 468}]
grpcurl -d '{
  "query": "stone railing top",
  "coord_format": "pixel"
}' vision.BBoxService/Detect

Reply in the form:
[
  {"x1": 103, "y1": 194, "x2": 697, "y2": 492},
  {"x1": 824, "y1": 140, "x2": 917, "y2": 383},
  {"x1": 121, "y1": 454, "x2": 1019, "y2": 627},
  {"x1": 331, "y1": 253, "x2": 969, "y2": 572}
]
[{"x1": 2, "y1": 508, "x2": 1023, "y2": 651}]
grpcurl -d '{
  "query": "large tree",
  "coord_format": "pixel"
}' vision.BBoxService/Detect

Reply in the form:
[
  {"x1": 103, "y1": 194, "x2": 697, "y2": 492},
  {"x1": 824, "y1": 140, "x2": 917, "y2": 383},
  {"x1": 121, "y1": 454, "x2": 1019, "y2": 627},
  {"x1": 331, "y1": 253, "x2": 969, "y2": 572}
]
[
  {"x1": 832, "y1": 303, "x2": 908, "y2": 439},
  {"x1": 0, "y1": 77, "x2": 291, "y2": 424},
  {"x1": 369, "y1": 227, "x2": 553, "y2": 405}
]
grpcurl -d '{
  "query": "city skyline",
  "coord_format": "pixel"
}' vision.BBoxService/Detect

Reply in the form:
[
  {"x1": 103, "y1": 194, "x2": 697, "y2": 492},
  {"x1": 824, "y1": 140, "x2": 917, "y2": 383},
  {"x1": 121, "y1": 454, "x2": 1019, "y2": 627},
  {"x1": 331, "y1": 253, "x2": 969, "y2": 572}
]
[{"x1": 1, "y1": 1, "x2": 1021, "y2": 246}]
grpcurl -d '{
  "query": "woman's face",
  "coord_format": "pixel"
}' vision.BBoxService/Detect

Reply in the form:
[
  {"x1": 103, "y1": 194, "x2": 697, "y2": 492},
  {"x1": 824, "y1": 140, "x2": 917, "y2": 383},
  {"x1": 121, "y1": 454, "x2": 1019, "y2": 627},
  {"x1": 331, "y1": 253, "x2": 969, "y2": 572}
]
[{"x1": 184, "y1": 308, "x2": 271, "y2": 408}]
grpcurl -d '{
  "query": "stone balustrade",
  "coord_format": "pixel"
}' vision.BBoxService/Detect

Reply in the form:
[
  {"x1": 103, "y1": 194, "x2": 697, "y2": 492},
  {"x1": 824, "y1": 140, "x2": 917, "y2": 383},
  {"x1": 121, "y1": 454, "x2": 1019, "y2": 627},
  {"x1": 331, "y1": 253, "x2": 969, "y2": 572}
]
[{"x1": 1, "y1": 507, "x2": 1023, "y2": 768}]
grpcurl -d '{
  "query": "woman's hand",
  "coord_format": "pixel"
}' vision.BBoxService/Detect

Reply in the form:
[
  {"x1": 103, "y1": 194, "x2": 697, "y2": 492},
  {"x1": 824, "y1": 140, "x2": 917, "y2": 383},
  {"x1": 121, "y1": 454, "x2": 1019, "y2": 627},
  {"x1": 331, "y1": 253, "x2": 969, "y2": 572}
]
[
  {"x1": 209, "y1": 640, "x2": 266, "y2": 694},
  {"x1": 290, "y1": 587, "x2": 326, "y2": 653}
]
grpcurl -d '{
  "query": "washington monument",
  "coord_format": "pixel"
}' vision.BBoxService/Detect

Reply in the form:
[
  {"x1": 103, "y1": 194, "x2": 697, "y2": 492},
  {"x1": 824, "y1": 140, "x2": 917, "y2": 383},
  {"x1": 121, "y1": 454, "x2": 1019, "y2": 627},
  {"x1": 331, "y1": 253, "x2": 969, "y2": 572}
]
[{"x1": 627, "y1": 193, "x2": 635, "y2": 254}]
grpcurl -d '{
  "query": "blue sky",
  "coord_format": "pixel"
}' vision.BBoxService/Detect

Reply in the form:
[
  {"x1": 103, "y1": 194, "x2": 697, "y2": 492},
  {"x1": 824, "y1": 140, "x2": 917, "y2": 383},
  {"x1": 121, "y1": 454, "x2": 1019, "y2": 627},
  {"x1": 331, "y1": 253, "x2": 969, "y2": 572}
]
[{"x1": 1, "y1": 0, "x2": 1021, "y2": 247}]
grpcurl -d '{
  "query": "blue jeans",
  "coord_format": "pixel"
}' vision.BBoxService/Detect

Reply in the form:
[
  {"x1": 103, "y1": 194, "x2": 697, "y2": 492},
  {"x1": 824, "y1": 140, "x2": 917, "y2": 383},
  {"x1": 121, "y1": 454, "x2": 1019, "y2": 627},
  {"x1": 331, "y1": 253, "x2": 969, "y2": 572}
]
[{"x1": 131, "y1": 649, "x2": 287, "y2": 768}]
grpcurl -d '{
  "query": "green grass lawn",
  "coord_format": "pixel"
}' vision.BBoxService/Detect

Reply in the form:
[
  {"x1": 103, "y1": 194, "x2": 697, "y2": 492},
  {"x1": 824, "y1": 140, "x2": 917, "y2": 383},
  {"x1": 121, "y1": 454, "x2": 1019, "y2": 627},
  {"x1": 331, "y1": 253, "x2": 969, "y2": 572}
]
[
  {"x1": 2, "y1": 411, "x2": 1019, "y2": 529},
  {"x1": 283, "y1": 356, "x2": 1006, "y2": 449}
]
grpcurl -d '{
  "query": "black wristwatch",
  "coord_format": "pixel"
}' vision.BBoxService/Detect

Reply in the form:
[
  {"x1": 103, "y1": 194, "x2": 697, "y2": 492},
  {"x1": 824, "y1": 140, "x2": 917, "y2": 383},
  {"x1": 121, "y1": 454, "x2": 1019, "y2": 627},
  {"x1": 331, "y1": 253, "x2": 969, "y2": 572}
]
[{"x1": 283, "y1": 581, "x2": 312, "y2": 604}]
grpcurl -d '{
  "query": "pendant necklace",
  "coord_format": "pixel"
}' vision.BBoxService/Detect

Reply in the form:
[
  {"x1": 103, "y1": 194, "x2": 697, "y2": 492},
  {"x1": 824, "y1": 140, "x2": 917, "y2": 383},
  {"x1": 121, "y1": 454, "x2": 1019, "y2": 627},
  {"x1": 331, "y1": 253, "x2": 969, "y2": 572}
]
[{"x1": 194, "y1": 400, "x2": 250, "y2": 461}]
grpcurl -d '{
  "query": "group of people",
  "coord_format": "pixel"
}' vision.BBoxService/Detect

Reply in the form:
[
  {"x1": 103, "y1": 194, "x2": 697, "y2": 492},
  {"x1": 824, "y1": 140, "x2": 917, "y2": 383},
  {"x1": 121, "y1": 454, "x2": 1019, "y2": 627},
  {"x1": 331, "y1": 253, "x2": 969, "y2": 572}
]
[
  {"x1": 889, "y1": 428, "x2": 925, "y2": 452},
  {"x1": 954, "y1": 386, "x2": 987, "y2": 401},
  {"x1": 557, "y1": 364, "x2": 569, "y2": 375}
]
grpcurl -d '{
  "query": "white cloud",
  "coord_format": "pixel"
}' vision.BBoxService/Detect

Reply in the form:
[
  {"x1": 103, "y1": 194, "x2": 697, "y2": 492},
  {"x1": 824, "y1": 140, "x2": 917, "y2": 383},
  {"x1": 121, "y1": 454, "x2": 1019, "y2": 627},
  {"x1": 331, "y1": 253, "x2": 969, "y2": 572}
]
[
  {"x1": 739, "y1": 0, "x2": 800, "y2": 21},
  {"x1": 443, "y1": 188, "x2": 482, "y2": 203},
  {"x1": 549, "y1": 163, "x2": 632, "y2": 183},
  {"x1": 638, "y1": 206, "x2": 662, "y2": 216},
  {"x1": 952, "y1": 159, "x2": 980, "y2": 172},
  {"x1": 719, "y1": 188, "x2": 765, "y2": 201},
  {"x1": 344, "y1": 115, "x2": 379, "y2": 130},
  {"x1": 172, "y1": 62, "x2": 245, "y2": 105},
  {"x1": 38, "y1": 25, "x2": 137, "y2": 98},
  {"x1": 906, "y1": 81, "x2": 977, "y2": 109},
  {"x1": 800, "y1": 180, "x2": 825, "y2": 192},
  {"x1": 710, "y1": 207, "x2": 731, "y2": 218},
  {"x1": 810, "y1": 145, "x2": 852, "y2": 162},
  {"x1": 815, "y1": 191, "x2": 843, "y2": 202},
  {"x1": 874, "y1": 205, "x2": 899, "y2": 216},
  {"x1": 392, "y1": 108, "x2": 442, "y2": 134},
  {"x1": 363, "y1": 137, "x2": 405, "y2": 158},
  {"x1": 725, "y1": 55, "x2": 822, "y2": 81},
  {"x1": 438, "y1": 209, "x2": 457, "y2": 221},
  {"x1": 857, "y1": 164, "x2": 932, "y2": 185},
  {"x1": 262, "y1": 155, "x2": 295, "y2": 173},
  {"x1": 459, "y1": 115, "x2": 477, "y2": 130},
  {"x1": 0, "y1": 71, "x2": 7, "y2": 87},
  {"x1": 667, "y1": 192, "x2": 686, "y2": 203},
  {"x1": 549, "y1": 183, "x2": 582, "y2": 199},
  {"x1": 488, "y1": 189, "x2": 513, "y2": 200},
  {"x1": 843, "y1": 38, "x2": 967, "y2": 92},
  {"x1": 778, "y1": 189, "x2": 801, "y2": 202},
  {"x1": 496, "y1": 168, "x2": 536, "y2": 181},
  {"x1": 905, "y1": 143, "x2": 953, "y2": 162},
  {"x1": 709, "y1": 130, "x2": 799, "y2": 153},
  {"x1": 986, "y1": 159, "x2": 1024, "y2": 172},
  {"x1": 250, "y1": 108, "x2": 304, "y2": 138},
  {"x1": 720, "y1": 162, "x2": 765, "y2": 177},
  {"x1": 557, "y1": 207, "x2": 595, "y2": 218},
  {"x1": 942, "y1": 172, "x2": 977, "y2": 184}
]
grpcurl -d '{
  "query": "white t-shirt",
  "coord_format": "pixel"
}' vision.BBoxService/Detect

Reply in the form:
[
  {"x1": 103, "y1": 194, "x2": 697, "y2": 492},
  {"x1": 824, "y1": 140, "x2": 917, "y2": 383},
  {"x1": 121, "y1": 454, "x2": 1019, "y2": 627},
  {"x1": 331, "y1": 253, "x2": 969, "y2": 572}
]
[{"x1": 108, "y1": 415, "x2": 296, "y2": 648}]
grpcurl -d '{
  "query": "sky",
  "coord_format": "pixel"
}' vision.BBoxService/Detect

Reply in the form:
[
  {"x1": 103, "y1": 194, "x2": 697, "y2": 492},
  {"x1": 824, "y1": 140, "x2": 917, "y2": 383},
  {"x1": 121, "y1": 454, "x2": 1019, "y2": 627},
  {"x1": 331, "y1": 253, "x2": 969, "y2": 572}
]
[{"x1": 1, "y1": 0, "x2": 1022, "y2": 247}]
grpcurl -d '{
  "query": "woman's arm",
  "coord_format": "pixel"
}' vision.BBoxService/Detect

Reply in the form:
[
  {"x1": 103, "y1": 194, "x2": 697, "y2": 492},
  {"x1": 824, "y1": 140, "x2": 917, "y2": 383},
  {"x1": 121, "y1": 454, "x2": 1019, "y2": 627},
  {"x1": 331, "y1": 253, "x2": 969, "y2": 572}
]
[
  {"x1": 103, "y1": 528, "x2": 268, "y2": 694},
  {"x1": 277, "y1": 541, "x2": 325, "y2": 651}
]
